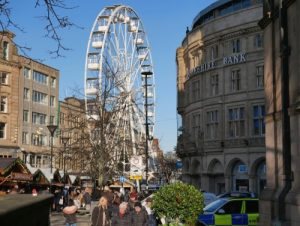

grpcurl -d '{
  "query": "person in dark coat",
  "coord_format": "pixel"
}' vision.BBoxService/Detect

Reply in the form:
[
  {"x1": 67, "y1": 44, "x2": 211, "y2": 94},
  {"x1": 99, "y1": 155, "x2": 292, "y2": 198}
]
[
  {"x1": 111, "y1": 202, "x2": 132, "y2": 226},
  {"x1": 131, "y1": 202, "x2": 148, "y2": 226},
  {"x1": 91, "y1": 196, "x2": 111, "y2": 226}
]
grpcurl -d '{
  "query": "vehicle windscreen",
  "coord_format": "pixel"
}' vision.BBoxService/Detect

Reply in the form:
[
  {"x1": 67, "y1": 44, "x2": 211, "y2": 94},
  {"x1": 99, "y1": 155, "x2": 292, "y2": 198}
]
[{"x1": 203, "y1": 199, "x2": 228, "y2": 213}]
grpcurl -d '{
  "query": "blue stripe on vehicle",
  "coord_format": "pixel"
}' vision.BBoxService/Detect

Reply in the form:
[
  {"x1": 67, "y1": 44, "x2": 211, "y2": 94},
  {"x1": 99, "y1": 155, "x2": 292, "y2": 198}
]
[
  {"x1": 198, "y1": 214, "x2": 214, "y2": 225},
  {"x1": 232, "y1": 214, "x2": 247, "y2": 225}
]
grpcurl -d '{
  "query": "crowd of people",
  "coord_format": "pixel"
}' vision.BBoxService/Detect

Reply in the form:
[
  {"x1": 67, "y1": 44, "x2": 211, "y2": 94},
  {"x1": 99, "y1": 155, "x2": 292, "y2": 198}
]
[
  {"x1": 0, "y1": 183, "x2": 159, "y2": 226},
  {"x1": 62, "y1": 186, "x2": 159, "y2": 226}
]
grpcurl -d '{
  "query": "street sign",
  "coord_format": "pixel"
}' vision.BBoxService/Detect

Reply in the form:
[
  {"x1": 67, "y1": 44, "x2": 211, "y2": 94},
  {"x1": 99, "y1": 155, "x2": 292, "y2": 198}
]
[
  {"x1": 176, "y1": 161, "x2": 183, "y2": 169},
  {"x1": 120, "y1": 176, "x2": 125, "y2": 183},
  {"x1": 130, "y1": 175, "x2": 142, "y2": 180}
]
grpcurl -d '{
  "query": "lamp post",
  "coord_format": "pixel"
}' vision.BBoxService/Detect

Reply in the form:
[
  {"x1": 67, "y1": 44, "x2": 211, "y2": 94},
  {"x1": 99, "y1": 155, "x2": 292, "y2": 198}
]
[
  {"x1": 61, "y1": 136, "x2": 69, "y2": 188},
  {"x1": 141, "y1": 70, "x2": 153, "y2": 189},
  {"x1": 47, "y1": 125, "x2": 58, "y2": 174}
]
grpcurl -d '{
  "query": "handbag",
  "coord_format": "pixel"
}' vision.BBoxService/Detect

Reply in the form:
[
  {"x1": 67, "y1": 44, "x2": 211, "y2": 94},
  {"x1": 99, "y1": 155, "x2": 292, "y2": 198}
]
[{"x1": 59, "y1": 197, "x2": 64, "y2": 205}]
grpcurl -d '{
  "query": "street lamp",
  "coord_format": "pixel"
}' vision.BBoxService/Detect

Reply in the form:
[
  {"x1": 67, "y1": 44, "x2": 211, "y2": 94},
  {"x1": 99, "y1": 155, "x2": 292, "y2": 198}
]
[
  {"x1": 141, "y1": 70, "x2": 153, "y2": 189},
  {"x1": 61, "y1": 136, "x2": 70, "y2": 188},
  {"x1": 47, "y1": 125, "x2": 58, "y2": 174}
]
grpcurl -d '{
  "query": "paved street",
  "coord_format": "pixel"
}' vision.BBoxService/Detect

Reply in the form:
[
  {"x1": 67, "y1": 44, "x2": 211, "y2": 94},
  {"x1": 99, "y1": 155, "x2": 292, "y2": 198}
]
[{"x1": 50, "y1": 212, "x2": 91, "y2": 226}]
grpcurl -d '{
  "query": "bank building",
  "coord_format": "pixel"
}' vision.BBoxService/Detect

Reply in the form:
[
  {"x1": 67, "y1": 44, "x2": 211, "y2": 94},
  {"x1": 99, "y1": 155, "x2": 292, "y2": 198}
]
[{"x1": 176, "y1": 0, "x2": 265, "y2": 195}]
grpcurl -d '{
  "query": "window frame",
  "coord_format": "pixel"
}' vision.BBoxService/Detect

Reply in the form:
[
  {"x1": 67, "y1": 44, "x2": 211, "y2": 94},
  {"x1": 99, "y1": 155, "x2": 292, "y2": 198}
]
[
  {"x1": 0, "y1": 72, "x2": 8, "y2": 84},
  {"x1": 0, "y1": 122, "x2": 5, "y2": 138},
  {"x1": 228, "y1": 107, "x2": 245, "y2": 138},
  {"x1": 0, "y1": 96, "x2": 7, "y2": 113}
]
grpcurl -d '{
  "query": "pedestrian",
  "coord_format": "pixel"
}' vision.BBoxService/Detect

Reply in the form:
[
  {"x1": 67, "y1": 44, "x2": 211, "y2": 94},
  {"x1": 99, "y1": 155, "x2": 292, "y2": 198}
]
[
  {"x1": 83, "y1": 187, "x2": 92, "y2": 213},
  {"x1": 111, "y1": 193, "x2": 121, "y2": 217},
  {"x1": 102, "y1": 186, "x2": 114, "y2": 207},
  {"x1": 91, "y1": 196, "x2": 111, "y2": 226},
  {"x1": 128, "y1": 192, "x2": 137, "y2": 212},
  {"x1": 111, "y1": 202, "x2": 132, "y2": 226},
  {"x1": 131, "y1": 202, "x2": 148, "y2": 226},
  {"x1": 144, "y1": 197, "x2": 158, "y2": 226},
  {"x1": 63, "y1": 199, "x2": 77, "y2": 226}
]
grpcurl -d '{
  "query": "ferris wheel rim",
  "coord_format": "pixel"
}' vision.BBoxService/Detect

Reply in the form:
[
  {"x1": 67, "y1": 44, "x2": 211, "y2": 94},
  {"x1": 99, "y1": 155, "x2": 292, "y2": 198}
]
[{"x1": 84, "y1": 5, "x2": 156, "y2": 159}]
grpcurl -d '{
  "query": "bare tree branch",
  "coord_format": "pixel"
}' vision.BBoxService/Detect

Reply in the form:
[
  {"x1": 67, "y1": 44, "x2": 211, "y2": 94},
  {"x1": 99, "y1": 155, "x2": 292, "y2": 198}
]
[{"x1": 0, "y1": 0, "x2": 81, "y2": 58}]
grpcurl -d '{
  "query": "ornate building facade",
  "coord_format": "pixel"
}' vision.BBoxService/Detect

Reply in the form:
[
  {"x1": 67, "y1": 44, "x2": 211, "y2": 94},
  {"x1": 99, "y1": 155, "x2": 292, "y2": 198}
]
[
  {"x1": 176, "y1": 0, "x2": 265, "y2": 195},
  {"x1": 259, "y1": 0, "x2": 300, "y2": 225}
]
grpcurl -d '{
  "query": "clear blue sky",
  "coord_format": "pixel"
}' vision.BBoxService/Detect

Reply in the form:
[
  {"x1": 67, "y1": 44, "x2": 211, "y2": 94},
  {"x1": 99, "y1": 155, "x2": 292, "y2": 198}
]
[{"x1": 10, "y1": 0, "x2": 215, "y2": 153}]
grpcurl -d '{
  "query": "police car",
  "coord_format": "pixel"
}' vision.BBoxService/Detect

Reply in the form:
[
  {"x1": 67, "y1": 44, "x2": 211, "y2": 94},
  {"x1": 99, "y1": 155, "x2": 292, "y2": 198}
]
[{"x1": 197, "y1": 197, "x2": 259, "y2": 226}]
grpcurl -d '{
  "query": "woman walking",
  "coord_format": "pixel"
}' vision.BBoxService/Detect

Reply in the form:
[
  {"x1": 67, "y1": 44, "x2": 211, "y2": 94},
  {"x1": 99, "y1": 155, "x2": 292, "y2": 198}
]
[{"x1": 91, "y1": 196, "x2": 111, "y2": 226}]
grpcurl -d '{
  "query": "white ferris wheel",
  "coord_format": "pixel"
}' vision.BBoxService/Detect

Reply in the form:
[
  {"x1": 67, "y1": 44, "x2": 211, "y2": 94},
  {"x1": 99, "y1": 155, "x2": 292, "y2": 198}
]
[{"x1": 84, "y1": 5, "x2": 155, "y2": 171}]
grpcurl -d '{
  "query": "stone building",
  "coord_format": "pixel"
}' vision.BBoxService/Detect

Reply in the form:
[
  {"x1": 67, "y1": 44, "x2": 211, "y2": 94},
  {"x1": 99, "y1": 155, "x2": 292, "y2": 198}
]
[
  {"x1": 0, "y1": 31, "x2": 60, "y2": 169},
  {"x1": 259, "y1": 0, "x2": 300, "y2": 225},
  {"x1": 176, "y1": 0, "x2": 266, "y2": 195},
  {"x1": 58, "y1": 97, "x2": 89, "y2": 174}
]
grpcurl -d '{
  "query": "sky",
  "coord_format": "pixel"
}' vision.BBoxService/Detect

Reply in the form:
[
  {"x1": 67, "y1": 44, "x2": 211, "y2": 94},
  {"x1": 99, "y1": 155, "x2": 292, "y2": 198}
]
[{"x1": 9, "y1": 0, "x2": 216, "y2": 153}]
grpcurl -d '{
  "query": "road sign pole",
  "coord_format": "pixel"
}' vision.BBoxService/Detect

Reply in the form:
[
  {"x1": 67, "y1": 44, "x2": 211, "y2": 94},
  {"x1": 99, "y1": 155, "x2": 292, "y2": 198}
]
[{"x1": 136, "y1": 179, "x2": 140, "y2": 193}]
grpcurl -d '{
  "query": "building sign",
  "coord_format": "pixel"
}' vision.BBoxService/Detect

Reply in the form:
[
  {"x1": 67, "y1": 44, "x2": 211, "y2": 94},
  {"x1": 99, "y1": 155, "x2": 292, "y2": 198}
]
[
  {"x1": 188, "y1": 60, "x2": 216, "y2": 78},
  {"x1": 11, "y1": 172, "x2": 33, "y2": 181},
  {"x1": 223, "y1": 53, "x2": 246, "y2": 65},
  {"x1": 238, "y1": 165, "x2": 248, "y2": 173},
  {"x1": 130, "y1": 175, "x2": 142, "y2": 180},
  {"x1": 130, "y1": 155, "x2": 144, "y2": 176},
  {"x1": 187, "y1": 53, "x2": 247, "y2": 78}
]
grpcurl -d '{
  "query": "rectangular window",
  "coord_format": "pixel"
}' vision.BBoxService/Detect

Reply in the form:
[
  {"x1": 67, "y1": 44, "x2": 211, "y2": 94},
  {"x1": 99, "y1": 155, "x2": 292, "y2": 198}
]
[
  {"x1": 228, "y1": 107, "x2": 245, "y2": 137},
  {"x1": 23, "y1": 67, "x2": 31, "y2": 79},
  {"x1": 23, "y1": 110, "x2": 29, "y2": 122},
  {"x1": 192, "y1": 113, "x2": 201, "y2": 142},
  {"x1": 22, "y1": 132, "x2": 29, "y2": 144},
  {"x1": 50, "y1": 96, "x2": 55, "y2": 107},
  {"x1": 231, "y1": 70, "x2": 241, "y2": 91},
  {"x1": 192, "y1": 81, "x2": 198, "y2": 102},
  {"x1": 246, "y1": 200, "x2": 259, "y2": 214},
  {"x1": 211, "y1": 45, "x2": 218, "y2": 60},
  {"x1": 32, "y1": 90, "x2": 48, "y2": 104},
  {"x1": 33, "y1": 70, "x2": 48, "y2": 85},
  {"x1": 50, "y1": 116, "x2": 55, "y2": 125},
  {"x1": 207, "y1": 110, "x2": 218, "y2": 139},
  {"x1": 60, "y1": 112, "x2": 65, "y2": 124},
  {"x1": 32, "y1": 112, "x2": 47, "y2": 125},
  {"x1": 254, "y1": 33, "x2": 263, "y2": 48},
  {"x1": 256, "y1": 65, "x2": 264, "y2": 88},
  {"x1": 0, "y1": 96, "x2": 7, "y2": 112},
  {"x1": 0, "y1": 72, "x2": 8, "y2": 84},
  {"x1": 232, "y1": 39, "x2": 240, "y2": 53},
  {"x1": 24, "y1": 88, "x2": 30, "y2": 100},
  {"x1": 3, "y1": 41, "x2": 9, "y2": 60},
  {"x1": 51, "y1": 77, "x2": 56, "y2": 88},
  {"x1": 210, "y1": 74, "x2": 219, "y2": 96},
  {"x1": 31, "y1": 133, "x2": 47, "y2": 146},
  {"x1": 253, "y1": 105, "x2": 265, "y2": 136},
  {"x1": 0, "y1": 122, "x2": 5, "y2": 138}
]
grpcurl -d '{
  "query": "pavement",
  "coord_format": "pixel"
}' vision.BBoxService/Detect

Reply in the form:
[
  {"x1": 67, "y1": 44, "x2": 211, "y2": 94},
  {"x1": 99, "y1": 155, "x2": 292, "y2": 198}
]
[{"x1": 50, "y1": 212, "x2": 91, "y2": 226}]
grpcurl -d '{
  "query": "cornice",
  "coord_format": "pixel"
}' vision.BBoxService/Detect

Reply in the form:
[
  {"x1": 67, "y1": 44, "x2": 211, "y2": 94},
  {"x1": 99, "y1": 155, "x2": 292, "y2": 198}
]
[{"x1": 0, "y1": 59, "x2": 21, "y2": 69}]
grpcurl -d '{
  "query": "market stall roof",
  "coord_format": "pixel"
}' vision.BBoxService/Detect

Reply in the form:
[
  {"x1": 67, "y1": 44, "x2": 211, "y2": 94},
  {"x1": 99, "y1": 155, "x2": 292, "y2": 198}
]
[
  {"x1": 0, "y1": 158, "x2": 33, "y2": 183},
  {"x1": 0, "y1": 158, "x2": 31, "y2": 176}
]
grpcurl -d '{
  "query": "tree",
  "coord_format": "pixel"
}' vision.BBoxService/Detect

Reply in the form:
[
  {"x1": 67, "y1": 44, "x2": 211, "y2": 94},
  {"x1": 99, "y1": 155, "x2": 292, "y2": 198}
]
[
  {"x1": 157, "y1": 151, "x2": 178, "y2": 183},
  {"x1": 0, "y1": 0, "x2": 78, "y2": 57},
  {"x1": 152, "y1": 182, "x2": 204, "y2": 226},
  {"x1": 61, "y1": 58, "x2": 148, "y2": 188}
]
